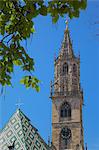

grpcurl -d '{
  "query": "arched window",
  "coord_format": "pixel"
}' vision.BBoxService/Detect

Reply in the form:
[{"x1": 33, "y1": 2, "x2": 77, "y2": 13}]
[
  {"x1": 60, "y1": 102, "x2": 71, "y2": 118},
  {"x1": 60, "y1": 127, "x2": 71, "y2": 149},
  {"x1": 63, "y1": 63, "x2": 68, "y2": 75},
  {"x1": 73, "y1": 64, "x2": 77, "y2": 76}
]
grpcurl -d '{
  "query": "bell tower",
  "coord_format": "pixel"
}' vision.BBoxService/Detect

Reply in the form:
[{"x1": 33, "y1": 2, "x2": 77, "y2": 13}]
[{"x1": 50, "y1": 21, "x2": 84, "y2": 150}]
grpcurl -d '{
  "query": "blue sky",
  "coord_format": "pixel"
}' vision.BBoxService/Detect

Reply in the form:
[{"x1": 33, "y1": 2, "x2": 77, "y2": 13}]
[{"x1": 0, "y1": 1, "x2": 99, "y2": 150}]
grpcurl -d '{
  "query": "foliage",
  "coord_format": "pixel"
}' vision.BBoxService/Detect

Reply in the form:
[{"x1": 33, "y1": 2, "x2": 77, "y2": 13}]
[{"x1": 0, "y1": 0, "x2": 87, "y2": 91}]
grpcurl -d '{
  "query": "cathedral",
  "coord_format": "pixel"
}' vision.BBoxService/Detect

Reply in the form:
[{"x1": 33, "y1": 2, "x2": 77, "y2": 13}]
[{"x1": 0, "y1": 22, "x2": 84, "y2": 150}]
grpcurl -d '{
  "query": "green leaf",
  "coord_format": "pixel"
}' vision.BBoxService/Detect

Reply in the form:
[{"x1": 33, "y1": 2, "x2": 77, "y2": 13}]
[
  {"x1": 13, "y1": 60, "x2": 22, "y2": 66},
  {"x1": 52, "y1": 15, "x2": 59, "y2": 23},
  {"x1": 6, "y1": 80, "x2": 11, "y2": 86},
  {"x1": 31, "y1": 27, "x2": 35, "y2": 33},
  {"x1": 20, "y1": 75, "x2": 40, "y2": 91},
  {"x1": 20, "y1": 78, "x2": 25, "y2": 84},
  {"x1": 35, "y1": 85, "x2": 40, "y2": 92},
  {"x1": 33, "y1": 77, "x2": 40, "y2": 84}
]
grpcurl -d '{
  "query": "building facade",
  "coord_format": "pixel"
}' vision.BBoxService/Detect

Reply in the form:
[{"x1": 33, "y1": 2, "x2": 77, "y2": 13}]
[{"x1": 51, "y1": 22, "x2": 84, "y2": 150}]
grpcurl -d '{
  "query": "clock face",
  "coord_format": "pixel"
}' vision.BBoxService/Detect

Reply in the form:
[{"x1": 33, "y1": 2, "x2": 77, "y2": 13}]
[{"x1": 61, "y1": 127, "x2": 71, "y2": 140}]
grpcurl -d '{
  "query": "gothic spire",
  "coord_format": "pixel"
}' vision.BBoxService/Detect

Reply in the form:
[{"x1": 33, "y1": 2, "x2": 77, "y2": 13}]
[{"x1": 60, "y1": 20, "x2": 74, "y2": 59}]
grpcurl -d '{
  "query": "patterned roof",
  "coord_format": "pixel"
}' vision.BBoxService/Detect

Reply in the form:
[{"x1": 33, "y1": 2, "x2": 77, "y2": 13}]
[{"x1": 0, "y1": 109, "x2": 49, "y2": 150}]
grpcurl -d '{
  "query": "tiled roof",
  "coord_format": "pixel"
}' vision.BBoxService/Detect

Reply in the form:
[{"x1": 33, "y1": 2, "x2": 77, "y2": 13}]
[{"x1": 0, "y1": 109, "x2": 49, "y2": 150}]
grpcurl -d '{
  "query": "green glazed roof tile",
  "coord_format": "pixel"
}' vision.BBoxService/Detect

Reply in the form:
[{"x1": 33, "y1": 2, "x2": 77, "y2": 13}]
[{"x1": 0, "y1": 109, "x2": 49, "y2": 150}]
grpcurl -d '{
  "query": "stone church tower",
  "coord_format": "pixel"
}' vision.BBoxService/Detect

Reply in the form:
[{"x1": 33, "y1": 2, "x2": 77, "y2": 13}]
[{"x1": 50, "y1": 21, "x2": 84, "y2": 150}]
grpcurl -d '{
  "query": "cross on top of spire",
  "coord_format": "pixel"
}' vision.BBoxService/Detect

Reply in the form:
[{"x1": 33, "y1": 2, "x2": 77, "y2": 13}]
[{"x1": 16, "y1": 99, "x2": 23, "y2": 109}]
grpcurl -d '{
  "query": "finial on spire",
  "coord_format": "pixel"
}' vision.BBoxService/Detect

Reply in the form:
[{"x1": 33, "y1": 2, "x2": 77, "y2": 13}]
[{"x1": 65, "y1": 19, "x2": 68, "y2": 30}]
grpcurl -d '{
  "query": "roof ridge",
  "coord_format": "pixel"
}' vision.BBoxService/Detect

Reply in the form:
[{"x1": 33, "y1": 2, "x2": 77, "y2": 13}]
[
  {"x1": 0, "y1": 109, "x2": 20, "y2": 133},
  {"x1": 18, "y1": 109, "x2": 27, "y2": 150}
]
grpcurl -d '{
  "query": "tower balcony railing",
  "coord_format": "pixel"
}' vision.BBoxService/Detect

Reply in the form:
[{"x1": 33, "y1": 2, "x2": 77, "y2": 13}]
[{"x1": 50, "y1": 90, "x2": 83, "y2": 98}]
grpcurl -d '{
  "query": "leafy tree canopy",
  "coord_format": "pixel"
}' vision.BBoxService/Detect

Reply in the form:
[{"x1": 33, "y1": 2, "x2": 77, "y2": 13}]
[{"x1": 0, "y1": 0, "x2": 87, "y2": 91}]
